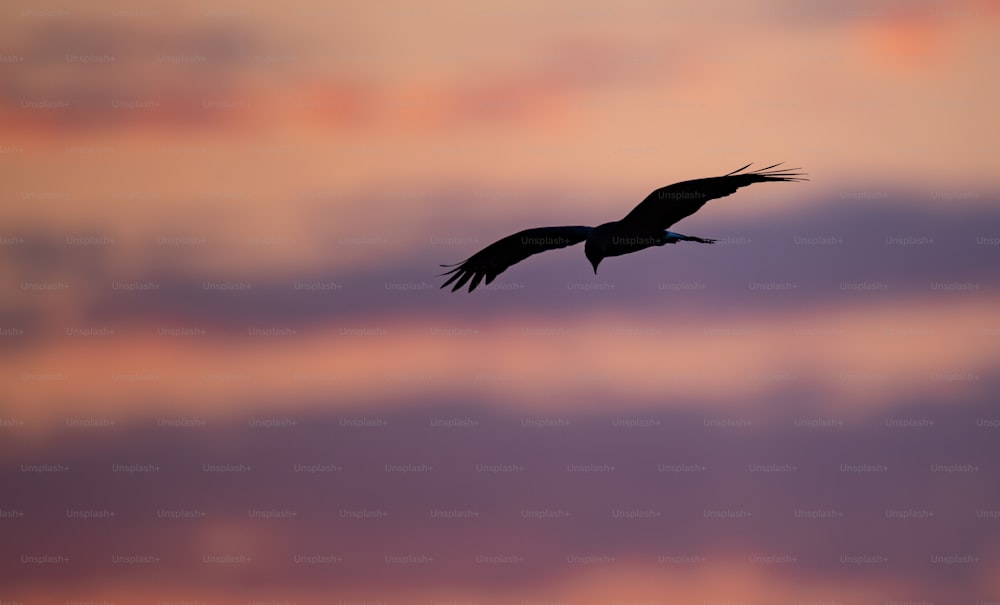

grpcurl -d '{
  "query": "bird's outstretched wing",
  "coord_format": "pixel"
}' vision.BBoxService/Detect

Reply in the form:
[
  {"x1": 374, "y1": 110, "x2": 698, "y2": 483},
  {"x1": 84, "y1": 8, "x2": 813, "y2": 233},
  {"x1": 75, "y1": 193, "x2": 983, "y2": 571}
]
[
  {"x1": 440, "y1": 226, "x2": 593, "y2": 292},
  {"x1": 620, "y1": 163, "x2": 806, "y2": 230}
]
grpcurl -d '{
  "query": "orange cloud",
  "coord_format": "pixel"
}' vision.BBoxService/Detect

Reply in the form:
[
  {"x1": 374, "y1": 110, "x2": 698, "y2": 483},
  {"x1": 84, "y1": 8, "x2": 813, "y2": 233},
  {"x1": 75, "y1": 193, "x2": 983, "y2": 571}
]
[{"x1": 2, "y1": 299, "x2": 996, "y2": 429}]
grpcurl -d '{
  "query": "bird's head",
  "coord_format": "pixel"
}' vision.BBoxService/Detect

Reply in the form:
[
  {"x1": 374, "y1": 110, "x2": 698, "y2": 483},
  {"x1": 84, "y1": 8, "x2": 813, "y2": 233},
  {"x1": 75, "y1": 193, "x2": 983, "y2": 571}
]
[{"x1": 584, "y1": 239, "x2": 604, "y2": 274}]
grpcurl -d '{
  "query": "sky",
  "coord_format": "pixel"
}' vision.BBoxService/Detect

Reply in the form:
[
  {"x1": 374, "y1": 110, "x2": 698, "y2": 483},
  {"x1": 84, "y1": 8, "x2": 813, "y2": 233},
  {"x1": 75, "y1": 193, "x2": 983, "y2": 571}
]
[{"x1": 1, "y1": 1, "x2": 999, "y2": 603}]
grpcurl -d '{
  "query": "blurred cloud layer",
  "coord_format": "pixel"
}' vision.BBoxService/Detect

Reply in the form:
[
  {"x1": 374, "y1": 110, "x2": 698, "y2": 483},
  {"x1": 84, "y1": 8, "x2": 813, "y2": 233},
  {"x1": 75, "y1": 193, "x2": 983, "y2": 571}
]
[{"x1": 1, "y1": 0, "x2": 998, "y2": 603}]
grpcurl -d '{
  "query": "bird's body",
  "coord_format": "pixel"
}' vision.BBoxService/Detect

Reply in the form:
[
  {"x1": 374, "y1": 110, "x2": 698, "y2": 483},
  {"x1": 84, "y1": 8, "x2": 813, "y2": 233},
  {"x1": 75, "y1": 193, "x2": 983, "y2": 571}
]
[
  {"x1": 586, "y1": 222, "x2": 714, "y2": 263},
  {"x1": 440, "y1": 163, "x2": 806, "y2": 292}
]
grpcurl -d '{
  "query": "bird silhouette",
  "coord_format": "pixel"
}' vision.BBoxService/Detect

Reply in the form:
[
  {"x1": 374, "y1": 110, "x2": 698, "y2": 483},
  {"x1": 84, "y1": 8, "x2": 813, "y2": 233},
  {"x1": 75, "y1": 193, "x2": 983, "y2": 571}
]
[{"x1": 439, "y1": 163, "x2": 806, "y2": 292}]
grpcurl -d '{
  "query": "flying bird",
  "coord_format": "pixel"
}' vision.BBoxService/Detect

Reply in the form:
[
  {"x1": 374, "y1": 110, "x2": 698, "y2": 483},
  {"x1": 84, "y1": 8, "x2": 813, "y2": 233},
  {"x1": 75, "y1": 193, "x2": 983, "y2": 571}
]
[{"x1": 439, "y1": 163, "x2": 806, "y2": 292}]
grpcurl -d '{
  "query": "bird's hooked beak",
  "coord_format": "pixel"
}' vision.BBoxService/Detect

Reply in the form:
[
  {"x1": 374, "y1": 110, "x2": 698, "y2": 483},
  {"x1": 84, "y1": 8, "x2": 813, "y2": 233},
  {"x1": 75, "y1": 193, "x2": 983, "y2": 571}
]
[{"x1": 589, "y1": 257, "x2": 600, "y2": 274}]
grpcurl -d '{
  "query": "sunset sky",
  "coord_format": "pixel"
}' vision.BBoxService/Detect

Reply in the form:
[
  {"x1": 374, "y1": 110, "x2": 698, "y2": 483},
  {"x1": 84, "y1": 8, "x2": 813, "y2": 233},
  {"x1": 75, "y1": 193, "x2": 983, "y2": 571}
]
[{"x1": 1, "y1": 1, "x2": 999, "y2": 603}]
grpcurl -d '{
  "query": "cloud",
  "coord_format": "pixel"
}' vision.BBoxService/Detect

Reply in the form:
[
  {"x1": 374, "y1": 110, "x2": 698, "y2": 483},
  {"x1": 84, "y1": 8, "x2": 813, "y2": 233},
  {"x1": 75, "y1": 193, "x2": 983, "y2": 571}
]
[
  {"x1": 2, "y1": 195, "x2": 997, "y2": 421},
  {"x1": 3, "y1": 193, "x2": 998, "y2": 327},
  {"x1": 1, "y1": 391, "x2": 997, "y2": 602},
  {"x1": 0, "y1": 18, "x2": 309, "y2": 132}
]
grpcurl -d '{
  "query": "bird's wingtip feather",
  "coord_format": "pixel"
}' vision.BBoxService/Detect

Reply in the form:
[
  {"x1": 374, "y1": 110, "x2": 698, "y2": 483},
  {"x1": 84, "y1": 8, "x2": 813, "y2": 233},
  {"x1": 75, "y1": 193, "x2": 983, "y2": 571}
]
[
  {"x1": 440, "y1": 270, "x2": 463, "y2": 288},
  {"x1": 438, "y1": 264, "x2": 464, "y2": 277},
  {"x1": 726, "y1": 163, "x2": 753, "y2": 176}
]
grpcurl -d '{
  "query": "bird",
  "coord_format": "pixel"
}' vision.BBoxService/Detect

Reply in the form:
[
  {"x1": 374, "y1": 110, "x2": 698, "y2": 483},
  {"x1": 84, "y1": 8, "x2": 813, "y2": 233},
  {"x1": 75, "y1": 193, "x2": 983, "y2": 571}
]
[{"x1": 439, "y1": 163, "x2": 806, "y2": 292}]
